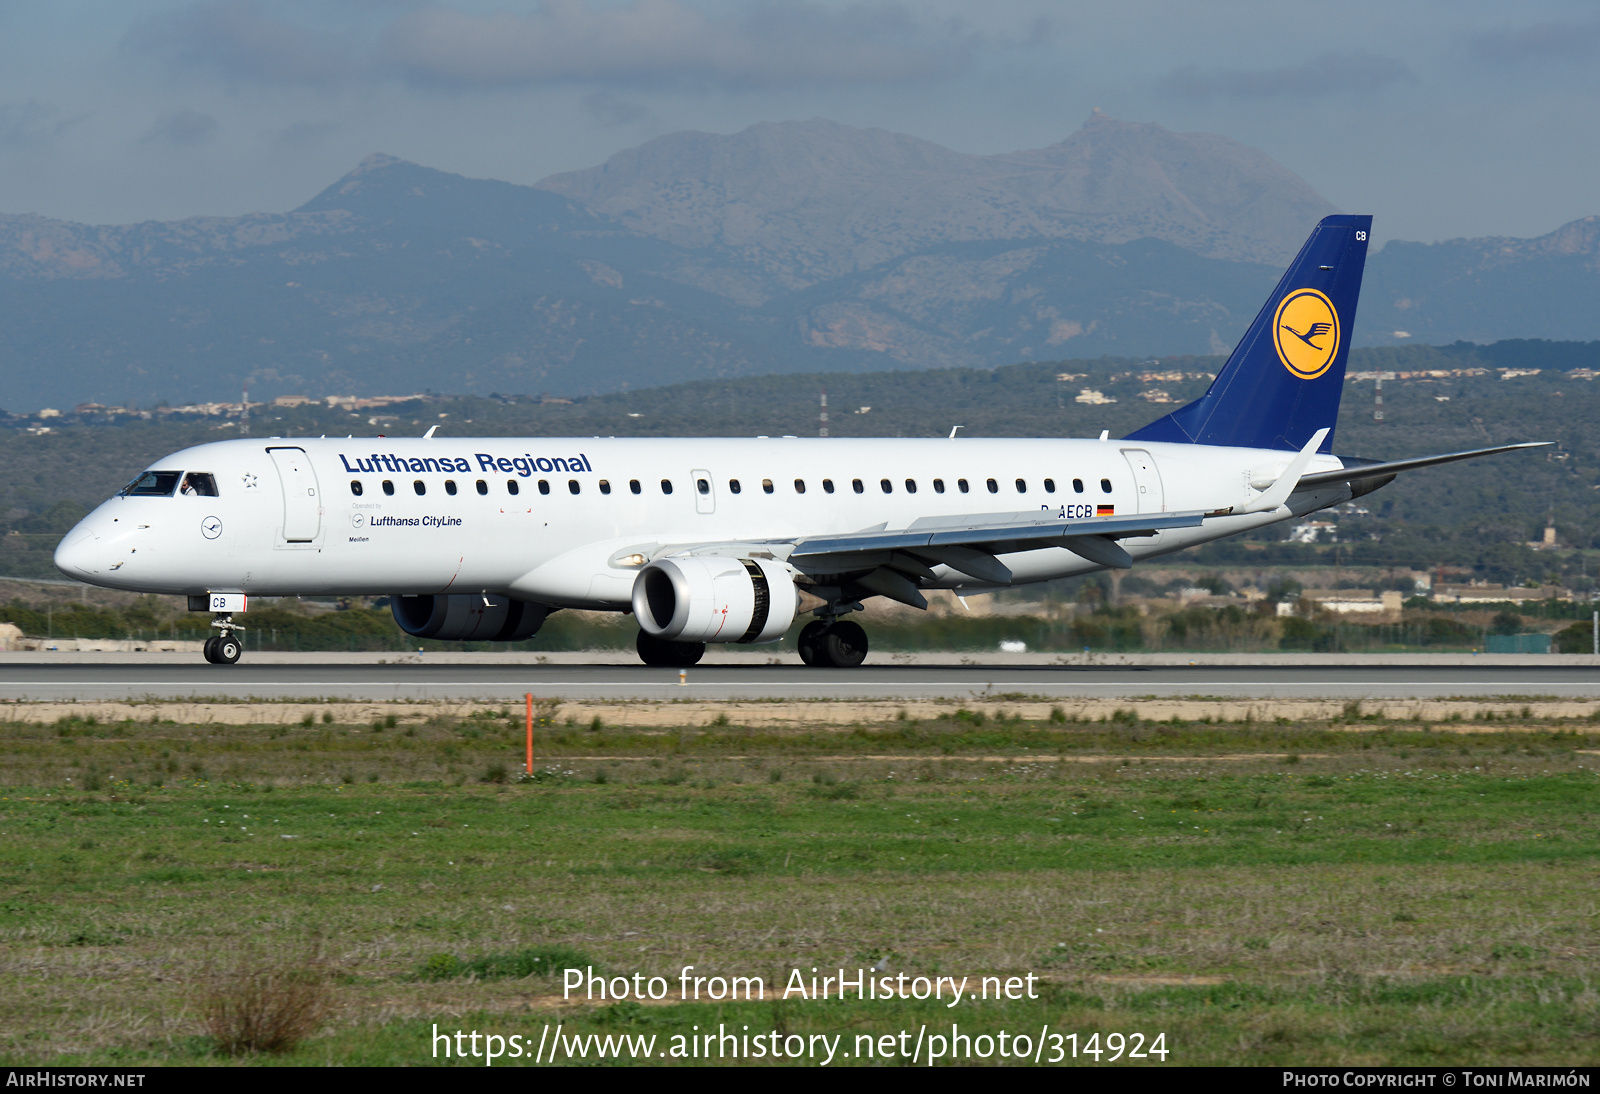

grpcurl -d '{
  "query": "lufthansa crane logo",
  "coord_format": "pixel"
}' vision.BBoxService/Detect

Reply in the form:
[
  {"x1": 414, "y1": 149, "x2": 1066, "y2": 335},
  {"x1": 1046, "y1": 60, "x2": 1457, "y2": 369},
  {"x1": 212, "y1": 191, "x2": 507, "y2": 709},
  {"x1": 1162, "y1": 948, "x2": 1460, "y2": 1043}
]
[{"x1": 1273, "y1": 288, "x2": 1340, "y2": 380}]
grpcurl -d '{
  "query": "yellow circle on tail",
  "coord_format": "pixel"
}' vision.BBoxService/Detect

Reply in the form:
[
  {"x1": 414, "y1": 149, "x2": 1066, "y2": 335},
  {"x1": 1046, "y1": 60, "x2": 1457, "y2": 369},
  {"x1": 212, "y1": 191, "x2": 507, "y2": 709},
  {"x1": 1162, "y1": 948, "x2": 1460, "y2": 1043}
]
[{"x1": 1273, "y1": 288, "x2": 1340, "y2": 380}]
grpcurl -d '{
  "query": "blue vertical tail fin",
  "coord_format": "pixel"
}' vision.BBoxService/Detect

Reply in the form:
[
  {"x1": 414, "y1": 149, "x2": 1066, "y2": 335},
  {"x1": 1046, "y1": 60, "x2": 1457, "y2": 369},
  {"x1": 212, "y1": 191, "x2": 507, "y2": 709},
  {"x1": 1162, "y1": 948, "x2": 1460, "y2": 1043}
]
[{"x1": 1125, "y1": 214, "x2": 1372, "y2": 452}]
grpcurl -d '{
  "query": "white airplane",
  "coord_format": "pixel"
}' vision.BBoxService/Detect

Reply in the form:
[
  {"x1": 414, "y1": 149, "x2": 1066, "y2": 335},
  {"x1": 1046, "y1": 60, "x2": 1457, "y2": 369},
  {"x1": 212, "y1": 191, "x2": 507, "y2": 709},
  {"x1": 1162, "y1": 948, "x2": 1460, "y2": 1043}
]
[{"x1": 53, "y1": 215, "x2": 1542, "y2": 666}]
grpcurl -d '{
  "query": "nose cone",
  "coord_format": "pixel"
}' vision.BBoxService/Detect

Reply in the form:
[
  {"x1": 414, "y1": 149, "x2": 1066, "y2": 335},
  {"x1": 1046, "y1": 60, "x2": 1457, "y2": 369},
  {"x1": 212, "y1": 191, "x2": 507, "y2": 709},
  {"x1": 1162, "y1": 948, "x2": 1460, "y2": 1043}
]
[{"x1": 54, "y1": 524, "x2": 100, "y2": 581}]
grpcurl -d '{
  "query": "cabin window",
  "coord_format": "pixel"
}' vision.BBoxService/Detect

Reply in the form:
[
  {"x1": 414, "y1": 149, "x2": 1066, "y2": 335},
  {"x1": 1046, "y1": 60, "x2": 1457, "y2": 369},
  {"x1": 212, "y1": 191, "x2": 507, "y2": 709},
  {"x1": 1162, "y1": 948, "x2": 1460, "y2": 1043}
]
[
  {"x1": 933, "y1": 478, "x2": 945, "y2": 493},
  {"x1": 599, "y1": 480, "x2": 611, "y2": 495},
  {"x1": 1100, "y1": 478, "x2": 1113, "y2": 493},
  {"x1": 476, "y1": 479, "x2": 488, "y2": 495},
  {"x1": 661, "y1": 479, "x2": 673, "y2": 494},
  {"x1": 958, "y1": 478, "x2": 969, "y2": 493},
  {"x1": 852, "y1": 479, "x2": 864, "y2": 494},
  {"x1": 537, "y1": 480, "x2": 550, "y2": 495},
  {"x1": 444, "y1": 480, "x2": 457, "y2": 496},
  {"x1": 794, "y1": 479, "x2": 806, "y2": 494},
  {"x1": 568, "y1": 480, "x2": 580, "y2": 495},
  {"x1": 180, "y1": 473, "x2": 218, "y2": 497},
  {"x1": 1015, "y1": 478, "x2": 1026, "y2": 493},
  {"x1": 629, "y1": 480, "x2": 641, "y2": 495},
  {"x1": 762, "y1": 479, "x2": 774, "y2": 494},
  {"x1": 986, "y1": 478, "x2": 999, "y2": 494},
  {"x1": 349, "y1": 481, "x2": 363, "y2": 497},
  {"x1": 880, "y1": 479, "x2": 892, "y2": 494},
  {"x1": 507, "y1": 480, "x2": 519, "y2": 495},
  {"x1": 726, "y1": 479, "x2": 740, "y2": 494},
  {"x1": 119, "y1": 471, "x2": 181, "y2": 497},
  {"x1": 1072, "y1": 478, "x2": 1084, "y2": 493},
  {"x1": 382, "y1": 481, "x2": 395, "y2": 496},
  {"x1": 822, "y1": 479, "x2": 835, "y2": 494},
  {"x1": 697, "y1": 477, "x2": 711, "y2": 495},
  {"x1": 413, "y1": 480, "x2": 425, "y2": 496},
  {"x1": 904, "y1": 478, "x2": 917, "y2": 493},
  {"x1": 1044, "y1": 478, "x2": 1055, "y2": 493}
]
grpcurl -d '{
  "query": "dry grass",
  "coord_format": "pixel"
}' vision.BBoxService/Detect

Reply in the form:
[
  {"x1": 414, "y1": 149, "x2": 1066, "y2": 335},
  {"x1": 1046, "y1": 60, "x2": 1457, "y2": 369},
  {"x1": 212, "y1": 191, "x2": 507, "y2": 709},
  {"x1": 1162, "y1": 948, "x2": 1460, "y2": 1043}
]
[
  {"x1": 197, "y1": 943, "x2": 332, "y2": 1056},
  {"x1": 6, "y1": 696, "x2": 1600, "y2": 730}
]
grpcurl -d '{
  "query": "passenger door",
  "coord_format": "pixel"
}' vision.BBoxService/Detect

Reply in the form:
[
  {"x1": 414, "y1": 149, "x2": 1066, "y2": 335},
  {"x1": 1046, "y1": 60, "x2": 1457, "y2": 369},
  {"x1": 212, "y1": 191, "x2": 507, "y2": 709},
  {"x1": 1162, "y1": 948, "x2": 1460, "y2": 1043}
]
[
  {"x1": 267, "y1": 447, "x2": 322, "y2": 542},
  {"x1": 1120, "y1": 448, "x2": 1164, "y2": 513}
]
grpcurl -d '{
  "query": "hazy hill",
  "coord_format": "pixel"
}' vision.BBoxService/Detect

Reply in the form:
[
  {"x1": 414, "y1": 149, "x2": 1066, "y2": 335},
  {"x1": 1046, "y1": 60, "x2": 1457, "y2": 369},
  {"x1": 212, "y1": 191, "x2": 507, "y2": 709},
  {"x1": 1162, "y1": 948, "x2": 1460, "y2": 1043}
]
[
  {"x1": 538, "y1": 113, "x2": 1337, "y2": 282},
  {"x1": 0, "y1": 118, "x2": 1598, "y2": 409},
  {"x1": 1363, "y1": 216, "x2": 1600, "y2": 344},
  {"x1": 0, "y1": 155, "x2": 797, "y2": 408}
]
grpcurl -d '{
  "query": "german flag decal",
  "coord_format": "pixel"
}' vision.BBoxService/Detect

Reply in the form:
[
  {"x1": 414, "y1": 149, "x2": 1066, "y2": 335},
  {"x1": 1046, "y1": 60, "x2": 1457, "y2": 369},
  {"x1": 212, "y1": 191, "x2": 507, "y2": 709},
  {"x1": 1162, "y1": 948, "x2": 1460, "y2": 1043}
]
[{"x1": 1096, "y1": 504, "x2": 1114, "y2": 516}]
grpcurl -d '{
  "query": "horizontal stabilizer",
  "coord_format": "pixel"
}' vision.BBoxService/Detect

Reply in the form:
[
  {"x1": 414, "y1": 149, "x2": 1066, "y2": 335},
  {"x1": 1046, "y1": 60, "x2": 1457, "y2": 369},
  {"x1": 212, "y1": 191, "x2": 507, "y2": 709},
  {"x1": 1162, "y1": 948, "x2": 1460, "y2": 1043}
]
[{"x1": 1298, "y1": 442, "x2": 1551, "y2": 488}]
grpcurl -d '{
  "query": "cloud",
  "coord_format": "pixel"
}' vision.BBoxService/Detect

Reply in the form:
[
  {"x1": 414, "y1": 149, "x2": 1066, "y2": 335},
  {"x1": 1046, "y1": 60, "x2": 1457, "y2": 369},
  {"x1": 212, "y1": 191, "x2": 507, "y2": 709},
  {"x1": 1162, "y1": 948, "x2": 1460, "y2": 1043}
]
[
  {"x1": 0, "y1": 100, "x2": 88, "y2": 148},
  {"x1": 277, "y1": 120, "x2": 339, "y2": 146},
  {"x1": 1161, "y1": 52, "x2": 1413, "y2": 100},
  {"x1": 1020, "y1": 16, "x2": 1055, "y2": 49},
  {"x1": 582, "y1": 91, "x2": 653, "y2": 127},
  {"x1": 1468, "y1": 19, "x2": 1600, "y2": 62},
  {"x1": 379, "y1": 1, "x2": 969, "y2": 89},
  {"x1": 125, "y1": 0, "x2": 354, "y2": 88},
  {"x1": 124, "y1": 1, "x2": 969, "y2": 92},
  {"x1": 141, "y1": 110, "x2": 220, "y2": 146}
]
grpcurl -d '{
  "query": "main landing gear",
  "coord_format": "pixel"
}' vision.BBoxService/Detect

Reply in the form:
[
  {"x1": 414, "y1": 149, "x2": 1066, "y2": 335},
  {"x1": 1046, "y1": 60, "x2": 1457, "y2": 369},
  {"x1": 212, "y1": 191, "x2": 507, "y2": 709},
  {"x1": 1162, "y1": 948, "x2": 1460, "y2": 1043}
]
[
  {"x1": 796, "y1": 619, "x2": 868, "y2": 668},
  {"x1": 633, "y1": 617, "x2": 869, "y2": 669},
  {"x1": 636, "y1": 631, "x2": 705, "y2": 667},
  {"x1": 203, "y1": 615, "x2": 243, "y2": 665}
]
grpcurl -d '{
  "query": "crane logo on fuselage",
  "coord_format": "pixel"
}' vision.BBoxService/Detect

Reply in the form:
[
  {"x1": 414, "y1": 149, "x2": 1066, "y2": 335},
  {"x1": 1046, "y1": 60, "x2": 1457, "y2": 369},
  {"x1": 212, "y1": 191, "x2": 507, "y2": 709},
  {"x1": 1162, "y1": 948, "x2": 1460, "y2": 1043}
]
[{"x1": 1272, "y1": 288, "x2": 1340, "y2": 380}]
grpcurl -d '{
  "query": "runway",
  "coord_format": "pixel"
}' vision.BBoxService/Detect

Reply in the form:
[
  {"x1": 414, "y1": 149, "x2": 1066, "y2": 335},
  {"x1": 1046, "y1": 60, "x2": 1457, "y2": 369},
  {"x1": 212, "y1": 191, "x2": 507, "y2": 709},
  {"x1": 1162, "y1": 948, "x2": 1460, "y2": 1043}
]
[{"x1": 1, "y1": 659, "x2": 1597, "y2": 701}]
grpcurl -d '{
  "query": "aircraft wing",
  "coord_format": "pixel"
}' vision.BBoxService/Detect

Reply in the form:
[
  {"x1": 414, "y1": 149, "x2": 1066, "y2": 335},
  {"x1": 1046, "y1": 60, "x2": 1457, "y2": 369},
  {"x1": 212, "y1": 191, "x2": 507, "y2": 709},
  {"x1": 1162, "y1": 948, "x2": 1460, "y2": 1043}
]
[
  {"x1": 1297, "y1": 442, "x2": 1550, "y2": 488},
  {"x1": 786, "y1": 508, "x2": 1207, "y2": 580}
]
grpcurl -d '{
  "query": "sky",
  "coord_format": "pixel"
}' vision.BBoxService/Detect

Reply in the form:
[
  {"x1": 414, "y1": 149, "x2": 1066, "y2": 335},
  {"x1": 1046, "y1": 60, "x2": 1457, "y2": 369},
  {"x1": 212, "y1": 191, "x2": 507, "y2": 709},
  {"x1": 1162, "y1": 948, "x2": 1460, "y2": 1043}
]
[{"x1": 2, "y1": 0, "x2": 1598, "y2": 245}]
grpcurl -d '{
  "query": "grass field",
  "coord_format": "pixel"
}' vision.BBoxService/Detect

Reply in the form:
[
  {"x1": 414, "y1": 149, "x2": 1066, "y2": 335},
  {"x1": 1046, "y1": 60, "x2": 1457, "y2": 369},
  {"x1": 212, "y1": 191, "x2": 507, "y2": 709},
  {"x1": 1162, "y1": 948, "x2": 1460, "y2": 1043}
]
[{"x1": 0, "y1": 703, "x2": 1596, "y2": 1066}]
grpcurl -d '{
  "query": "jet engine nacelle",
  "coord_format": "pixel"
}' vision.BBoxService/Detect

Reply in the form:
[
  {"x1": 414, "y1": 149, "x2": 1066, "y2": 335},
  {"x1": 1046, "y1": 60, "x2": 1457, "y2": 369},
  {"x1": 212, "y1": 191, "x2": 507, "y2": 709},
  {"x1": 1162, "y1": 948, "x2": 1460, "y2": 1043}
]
[
  {"x1": 632, "y1": 556, "x2": 797, "y2": 643},
  {"x1": 391, "y1": 594, "x2": 551, "y2": 641}
]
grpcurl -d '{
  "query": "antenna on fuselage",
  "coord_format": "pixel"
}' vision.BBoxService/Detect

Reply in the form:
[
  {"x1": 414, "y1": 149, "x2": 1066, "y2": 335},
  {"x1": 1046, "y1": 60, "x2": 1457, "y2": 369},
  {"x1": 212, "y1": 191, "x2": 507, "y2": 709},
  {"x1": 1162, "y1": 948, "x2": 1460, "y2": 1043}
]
[{"x1": 949, "y1": 425, "x2": 964, "y2": 439}]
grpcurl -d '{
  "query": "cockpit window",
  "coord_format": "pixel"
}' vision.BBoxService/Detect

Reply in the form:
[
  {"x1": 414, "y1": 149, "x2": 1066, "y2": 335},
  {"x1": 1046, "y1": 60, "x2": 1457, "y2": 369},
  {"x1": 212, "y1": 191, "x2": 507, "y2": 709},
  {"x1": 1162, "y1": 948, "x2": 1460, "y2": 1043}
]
[
  {"x1": 180, "y1": 472, "x2": 219, "y2": 497},
  {"x1": 119, "y1": 471, "x2": 181, "y2": 497}
]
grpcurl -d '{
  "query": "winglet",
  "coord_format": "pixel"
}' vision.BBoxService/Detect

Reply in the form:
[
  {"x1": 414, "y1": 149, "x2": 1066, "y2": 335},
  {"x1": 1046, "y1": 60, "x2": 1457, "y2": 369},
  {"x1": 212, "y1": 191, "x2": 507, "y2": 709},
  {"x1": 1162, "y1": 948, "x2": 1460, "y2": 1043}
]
[{"x1": 1240, "y1": 427, "x2": 1329, "y2": 514}]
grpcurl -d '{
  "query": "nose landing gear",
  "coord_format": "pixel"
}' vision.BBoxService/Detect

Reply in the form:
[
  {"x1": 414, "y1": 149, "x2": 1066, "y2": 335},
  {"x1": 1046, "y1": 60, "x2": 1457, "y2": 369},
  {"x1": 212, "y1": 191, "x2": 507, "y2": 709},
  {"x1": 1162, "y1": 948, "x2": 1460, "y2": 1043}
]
[{"x1": 203, "y1": 615, "x2": 243, "y2": 665}]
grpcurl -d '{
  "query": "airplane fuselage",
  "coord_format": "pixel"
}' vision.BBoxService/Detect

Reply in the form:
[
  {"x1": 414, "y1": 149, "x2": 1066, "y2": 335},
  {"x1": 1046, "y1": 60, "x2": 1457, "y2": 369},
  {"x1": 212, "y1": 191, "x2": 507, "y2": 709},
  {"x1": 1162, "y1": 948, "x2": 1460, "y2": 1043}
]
[{"x1": 54, "y1": 434, "x2": 1354, "y2": 604}]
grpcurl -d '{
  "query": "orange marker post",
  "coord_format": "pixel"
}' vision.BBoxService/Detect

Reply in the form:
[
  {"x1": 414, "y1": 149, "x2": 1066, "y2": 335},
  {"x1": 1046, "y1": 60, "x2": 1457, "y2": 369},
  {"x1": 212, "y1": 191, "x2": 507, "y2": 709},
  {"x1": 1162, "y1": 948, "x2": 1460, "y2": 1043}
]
[{"x1": 525, "y1": 693, "x2": 534, "y2": 776}]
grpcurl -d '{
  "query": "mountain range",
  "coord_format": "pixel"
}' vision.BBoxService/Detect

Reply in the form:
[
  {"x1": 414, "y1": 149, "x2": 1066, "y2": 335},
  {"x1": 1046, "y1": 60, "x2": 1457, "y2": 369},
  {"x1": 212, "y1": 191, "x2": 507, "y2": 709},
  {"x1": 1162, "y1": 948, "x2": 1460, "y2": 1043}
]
[{"x1": 1, "y1": 113, "x2": 1597, "y2": 410}]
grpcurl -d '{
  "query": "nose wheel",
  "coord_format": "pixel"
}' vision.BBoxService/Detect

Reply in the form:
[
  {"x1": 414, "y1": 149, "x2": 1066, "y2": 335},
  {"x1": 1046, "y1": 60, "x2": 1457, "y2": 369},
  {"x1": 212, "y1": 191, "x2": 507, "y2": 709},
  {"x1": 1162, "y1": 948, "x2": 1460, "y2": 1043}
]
[
  {"x1": 203, "y1": 614, "x2": 243, "y2": 665},
  {"x1": 797, "y1": 619, "x2": 868, "y2": 668},
  {"x1": 203, "y1": 635, "x2": 241, "y2": 664}
]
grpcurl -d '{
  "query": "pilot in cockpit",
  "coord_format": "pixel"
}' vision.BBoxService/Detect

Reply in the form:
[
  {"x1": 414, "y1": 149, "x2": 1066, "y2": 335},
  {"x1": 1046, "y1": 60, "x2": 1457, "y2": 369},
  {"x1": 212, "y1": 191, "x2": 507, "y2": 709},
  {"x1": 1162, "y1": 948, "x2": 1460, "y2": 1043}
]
[{"x1": 179, "y1": 472, "x2": 218, "y2": 497}]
